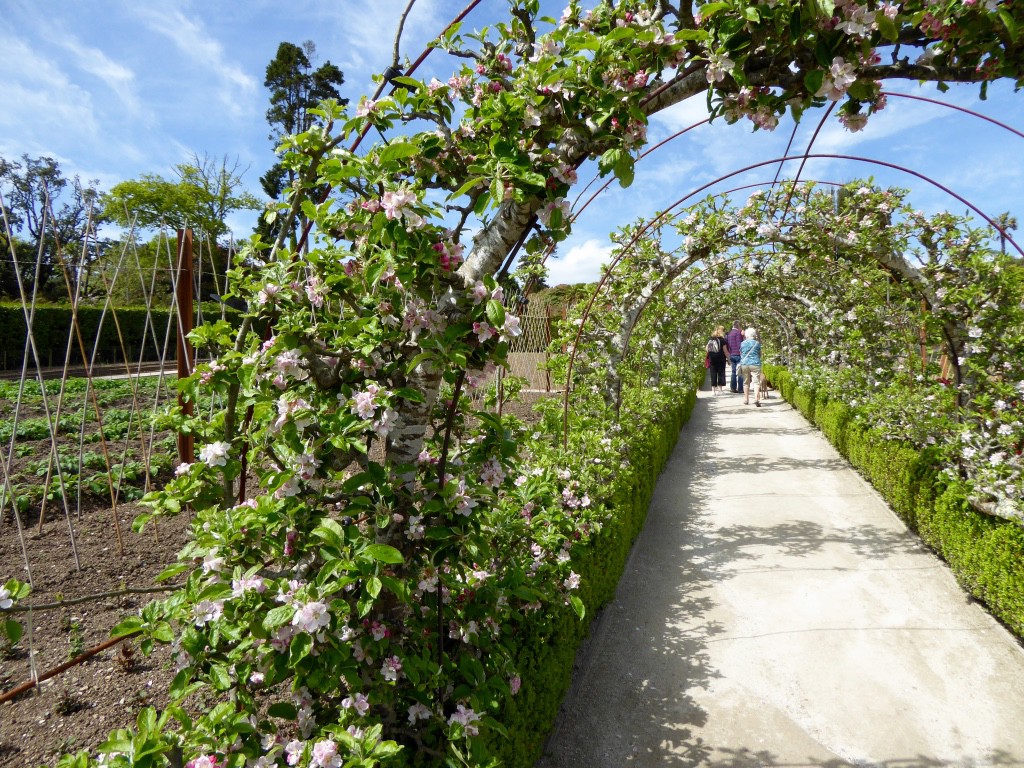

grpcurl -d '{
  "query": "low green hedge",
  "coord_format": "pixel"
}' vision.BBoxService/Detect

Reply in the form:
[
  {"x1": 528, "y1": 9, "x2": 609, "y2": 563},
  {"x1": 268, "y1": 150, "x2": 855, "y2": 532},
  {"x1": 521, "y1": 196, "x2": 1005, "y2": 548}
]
[
  {"x1": 763, "y1": 364, "x2": 1024, "y2": 638},
  {"x1": 490, "y1": 374, "x2": 700, "y2": 766},
  {"x1": 0, "y1": 302, "x2": 240, "y2": 370}
]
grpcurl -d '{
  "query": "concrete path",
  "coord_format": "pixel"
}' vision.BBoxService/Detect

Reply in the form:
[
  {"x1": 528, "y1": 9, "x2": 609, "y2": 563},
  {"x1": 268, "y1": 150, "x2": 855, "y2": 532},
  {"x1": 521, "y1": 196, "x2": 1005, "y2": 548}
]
[{"x1": 537, "y1": 387, "x2": 1024, "y2": 767}]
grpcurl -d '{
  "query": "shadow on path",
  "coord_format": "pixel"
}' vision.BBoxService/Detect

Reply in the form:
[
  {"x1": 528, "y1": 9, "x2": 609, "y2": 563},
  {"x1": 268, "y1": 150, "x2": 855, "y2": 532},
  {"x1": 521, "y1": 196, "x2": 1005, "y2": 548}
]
[{"x1": 537, "y1": 393, "x2": 1024, "y2": 767}]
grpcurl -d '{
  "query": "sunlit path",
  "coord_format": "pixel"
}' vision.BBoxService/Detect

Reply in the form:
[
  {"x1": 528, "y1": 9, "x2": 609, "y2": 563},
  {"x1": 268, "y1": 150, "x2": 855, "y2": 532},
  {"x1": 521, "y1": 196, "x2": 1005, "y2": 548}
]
[{"x1": 537, "y1": 387, "x2": 1024, "y2": 767}]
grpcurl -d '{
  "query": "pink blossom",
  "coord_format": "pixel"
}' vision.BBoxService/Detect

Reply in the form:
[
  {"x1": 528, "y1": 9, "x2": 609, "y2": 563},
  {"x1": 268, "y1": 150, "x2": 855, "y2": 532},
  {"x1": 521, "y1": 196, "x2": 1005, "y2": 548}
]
[
  {"x1": 510, "y1": 675, "x2": 522, "y2": 695},
  {"x1": 186, "y1": 756, "x2": 218, "y2": 768},
  {"x1": 355, "y1": 98, "x2": 378, "y2": 118},
  {"x1": 468, "y1": 281, "x2": 489, "y2": 305},
  {"x1": 839, "y1": 112, "x2": 869, "y2": 132},
  {"x1": 311, "y1": 739, "x2": 342, "y2": 768},
  {"x1": 448, "y1": 704, "x2": 482, "y2": 736},
  {"x1": 292, "y1": 601, "x2": 331, "y2": 634},
  {"x1": 194, "y1": 599, "x2": 224, "y2": 626},
  {"x1": 341, "y1": 692, "x2": 371, "y2": 716},
  {"x1": 564, "y1": 571, "x2": 581, "y2": 590},
  {"x1": 501, "y1": 314, "x2": 522, "y2": 341},
  {"x1": 479, "y1": 458, "x2": 506, "y2": 487},
  {"x1": 381, "y1": 187, "x2": 417, "y2": 220},
  {"x1": 284, "y1": 740, "x2": 305, "y2": 767},
  {"x1": 817, "y1": 56, "x2": 857, "y2": 101},
  {"x1": 537, "y1": 197, "x2": 571, "y2": 227},
  {"x1": 473, "y1": 322, "x2": 495, "y2": 343},
  {"x1": 382, "y1": 655, "x2": 403, "y2": 681}
]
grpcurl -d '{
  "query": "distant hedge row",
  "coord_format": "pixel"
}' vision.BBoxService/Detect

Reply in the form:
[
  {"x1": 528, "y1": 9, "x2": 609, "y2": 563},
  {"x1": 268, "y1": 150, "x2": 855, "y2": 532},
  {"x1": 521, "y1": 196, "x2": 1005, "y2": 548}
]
[
  {"x1": 764, "y1": 364, "x2": 1024, "y2": 639},
  {"x1": 0, "y1": 302, "x2": 240, "y2": 371}
]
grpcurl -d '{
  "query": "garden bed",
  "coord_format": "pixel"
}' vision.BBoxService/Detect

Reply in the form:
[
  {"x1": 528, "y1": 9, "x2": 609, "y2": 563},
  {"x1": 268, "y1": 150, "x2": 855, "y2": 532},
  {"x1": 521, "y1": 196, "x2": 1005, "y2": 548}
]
[{"x1": 0, "y1": 376, "x2": 187, "y2": 766}]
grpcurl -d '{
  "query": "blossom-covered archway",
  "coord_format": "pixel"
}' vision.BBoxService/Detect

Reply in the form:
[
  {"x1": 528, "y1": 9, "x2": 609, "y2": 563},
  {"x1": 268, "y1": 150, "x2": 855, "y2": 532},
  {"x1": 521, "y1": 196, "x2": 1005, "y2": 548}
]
[{"x1": 5, "y1": 2, "x2": 1021, "y2": 766}]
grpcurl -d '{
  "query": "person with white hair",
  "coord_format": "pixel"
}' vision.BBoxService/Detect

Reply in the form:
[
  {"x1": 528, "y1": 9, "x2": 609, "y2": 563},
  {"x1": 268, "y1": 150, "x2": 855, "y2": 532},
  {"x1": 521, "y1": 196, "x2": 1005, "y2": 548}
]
[{"x1": 739, "y1": 327, "x2": 763, "y2": 407}]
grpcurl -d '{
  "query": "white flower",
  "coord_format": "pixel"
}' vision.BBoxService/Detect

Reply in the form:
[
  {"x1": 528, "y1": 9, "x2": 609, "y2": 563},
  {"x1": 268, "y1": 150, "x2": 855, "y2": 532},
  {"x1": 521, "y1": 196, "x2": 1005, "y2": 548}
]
[
  {"x1": 448, "y1": 704, "x2": 482, "y2": 736},
  {"x1": 0, "y1": 587, "x2": 13, "y2": 610},
  {"x1": 292, "y1": 601, "x2": 331, "y2": 634},
  {"x1": 408, "y1": 703, "x2": 432, "y2": 724},
  {"x1": 194, "y1": 599, "x2": 224, "y2": 626},
  {"x1": 199, "y1": 441, "x2": 231, "y2": 468},
  {"x1": 202, "y1": 550, "x2": 225, "y2": 574},
  {"x1": 563, "y1": 571, "x2": 580, "y2": 590}
]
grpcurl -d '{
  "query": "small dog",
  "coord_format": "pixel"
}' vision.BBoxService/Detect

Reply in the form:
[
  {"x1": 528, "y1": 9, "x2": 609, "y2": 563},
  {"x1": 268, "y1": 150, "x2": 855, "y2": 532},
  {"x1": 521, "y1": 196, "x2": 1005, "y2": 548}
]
[{"x1": 759, "y1": 374, "x2": 771, "y2": 400}]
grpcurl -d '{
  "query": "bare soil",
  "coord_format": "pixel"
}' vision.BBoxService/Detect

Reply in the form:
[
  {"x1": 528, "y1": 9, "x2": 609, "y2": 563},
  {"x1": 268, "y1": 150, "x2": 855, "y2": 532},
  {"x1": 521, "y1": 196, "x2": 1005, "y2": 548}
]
[{"x1": 0, "y1": 498, "x2": 190, "y2": 768}]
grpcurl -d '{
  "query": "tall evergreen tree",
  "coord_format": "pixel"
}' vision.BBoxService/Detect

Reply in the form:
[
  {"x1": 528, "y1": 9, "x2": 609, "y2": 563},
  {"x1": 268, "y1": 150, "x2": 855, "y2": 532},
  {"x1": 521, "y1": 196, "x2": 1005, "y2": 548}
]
[{"x1": 259, "y1": 41, "x2": 346, "y2": 246}]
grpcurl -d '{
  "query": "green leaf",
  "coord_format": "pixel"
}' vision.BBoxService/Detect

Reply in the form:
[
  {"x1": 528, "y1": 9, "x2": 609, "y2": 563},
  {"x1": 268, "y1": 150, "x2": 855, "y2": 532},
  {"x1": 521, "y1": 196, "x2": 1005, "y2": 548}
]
[
  {"x1": 154, "y1": 563, "x2": 190, "y2": 583},
  {"x1": 363, "y1": 543, "x2": 404, "y2": 564},
  {"x1": 877, "y1": 13, "x2": 899, "y2": 42},
  {"x1": 314, "y1": 518, "x2": 347, "y2": 549},
  {"x1": 169, "y1": 669, "x2": 195, "y2": 699},
  {"x1": 998, "y1": 8, "x2": 1018, "y2": 42},
  {"x1": 698, "y1": 2, "x2": 730, "y2": 20},
  {"x1": 263, "y1": 604, "x2": 294, "y2": 631},
  {"x1": 570, "y1": 595, "x2": 586, "y2": 619},
  {"x1": 150, "y1": 621, "x2": 174, "y2": 643},
  {"x1": 209, "y1": 663, "x2": 233, "y2": 691},
  {"x1": 98, "y1": 733, "x2": 133, "y2": 754},
  {"x1": 268, "y1": 702, "x2": 298, "y2": 720},
  {"x1": 110, "y1": 616, "x2": 144, "y2": 638},
  {"x1": 366, "y1": 575, "x2": 383, "y2": 598},
  {"x1": 3, "y1": 619, "x2": 23, "y2": 645},
  {"x1": 379, "y1": 142, "x2": 420, "y2": 164},
  {"x1": 290, "y1": 632, "x2": 313, "y2": 663},
  {"x1": 486, "y1": 299, "x2": 506, "y2": 329},
  {"x1": 389, "y1": 76, "x2": 423, "y2": 91},
  {"x1": 448, "y1": 176, "x2": 485, "y2": 200},
  {"x1": 803, "y1": 69, "x2": 824, "y2": 96},
  {"x1": 136, "y1": 706, "x2": 158, "y2": 735}
]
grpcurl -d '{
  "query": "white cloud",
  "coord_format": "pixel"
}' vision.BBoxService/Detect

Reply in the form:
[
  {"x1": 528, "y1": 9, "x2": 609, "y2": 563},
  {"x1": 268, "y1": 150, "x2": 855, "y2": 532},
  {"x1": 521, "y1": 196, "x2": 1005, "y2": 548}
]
[
  {"x1": 545, "y1": 238, "x2": 613, "y2": 285},
  {"x1": 55, "y1": 35, "x2": 141, "y2": 116},
  {"x1": 0, "y1": 32, "x2": 100, "y2": 141},
  {"x1": 132, "y1": 5, "x2": 257, "y2": 115},
  {"x1": 317, "y1": 0, "x2": 448, "y2": 86},
  {"x1": 649, "y1": 94, "x2": 712, "y2": 138}
]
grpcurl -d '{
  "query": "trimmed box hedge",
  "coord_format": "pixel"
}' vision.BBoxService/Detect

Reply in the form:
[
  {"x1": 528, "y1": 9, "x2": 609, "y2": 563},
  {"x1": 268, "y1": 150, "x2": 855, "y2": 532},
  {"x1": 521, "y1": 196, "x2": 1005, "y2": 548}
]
[
  {"x1": 764, "y1": 364, "x2": 1024, "y2": 639},
  {"x1": 0, "y1": 302, "x2": 240, "y2": 370},
  {"x1": 488, "y1": 374, "x2": 701, "y2": 766}
]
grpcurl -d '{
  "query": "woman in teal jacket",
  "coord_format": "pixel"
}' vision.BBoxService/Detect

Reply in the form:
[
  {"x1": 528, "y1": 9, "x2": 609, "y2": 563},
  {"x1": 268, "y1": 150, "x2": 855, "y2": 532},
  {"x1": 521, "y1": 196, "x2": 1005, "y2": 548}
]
[{"x1": 739, "y1": 327, "x2": 762, "y2": 407}]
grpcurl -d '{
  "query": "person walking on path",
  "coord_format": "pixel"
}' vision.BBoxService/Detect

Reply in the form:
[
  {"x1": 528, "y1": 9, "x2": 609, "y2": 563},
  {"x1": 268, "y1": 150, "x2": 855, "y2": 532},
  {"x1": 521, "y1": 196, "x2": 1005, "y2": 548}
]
[
  {"x1": 740, "y1": 326, "x2": 762, "y2": 406},
  {"x1": 706, "y1": 325, "x2": 728, "y2": 395},
  {"x1": 726, "y1": 321, "x2": 744, "y2": 393}
]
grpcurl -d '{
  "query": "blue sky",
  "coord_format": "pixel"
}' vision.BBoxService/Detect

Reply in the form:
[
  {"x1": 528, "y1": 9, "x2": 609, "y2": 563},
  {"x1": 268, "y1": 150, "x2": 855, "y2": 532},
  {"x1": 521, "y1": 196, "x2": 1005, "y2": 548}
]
[{"x1": 2, "y1": 0, "x2": 1022, "y2": 284}]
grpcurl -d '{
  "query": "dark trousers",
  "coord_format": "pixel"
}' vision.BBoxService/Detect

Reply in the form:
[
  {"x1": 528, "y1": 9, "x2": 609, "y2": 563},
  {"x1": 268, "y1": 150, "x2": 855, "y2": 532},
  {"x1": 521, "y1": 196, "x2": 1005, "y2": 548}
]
[
  {"x1": 710, "y1": 357, "x2": 727, "y2": 387},
  {"x1": 730, "y1": 355, "x2": 742, "y2": 392}
]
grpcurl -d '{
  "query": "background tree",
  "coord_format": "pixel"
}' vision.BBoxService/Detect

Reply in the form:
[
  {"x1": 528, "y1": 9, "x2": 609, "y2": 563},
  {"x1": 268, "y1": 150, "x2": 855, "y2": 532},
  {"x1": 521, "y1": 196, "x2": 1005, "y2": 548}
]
[
  {"x1": 0, "y1": 154, "x2": 98, "y2": 300},
  {"x1": 258, "y1": 40, "x2": 346, "y2": 246},
  {"x1": 100, "y1": 152, "x2": 260, "y2": 242},
  {"x1": 100, "y1": 153, "x2": 261, "y2": 300}
]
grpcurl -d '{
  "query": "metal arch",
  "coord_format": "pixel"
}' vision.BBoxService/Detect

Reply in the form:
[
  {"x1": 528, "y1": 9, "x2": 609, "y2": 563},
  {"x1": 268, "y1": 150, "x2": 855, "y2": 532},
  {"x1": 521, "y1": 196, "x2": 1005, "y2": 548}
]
[{"x1": 880, "y1": 91, "x2": 1024, "y2": 142}]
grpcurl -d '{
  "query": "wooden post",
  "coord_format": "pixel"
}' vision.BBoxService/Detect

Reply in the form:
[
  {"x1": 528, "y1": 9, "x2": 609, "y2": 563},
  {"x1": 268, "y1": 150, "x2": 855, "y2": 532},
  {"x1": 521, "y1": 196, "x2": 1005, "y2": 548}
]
[{"x1": 176, "y1": 229, "x2": 194, "y2": 465}]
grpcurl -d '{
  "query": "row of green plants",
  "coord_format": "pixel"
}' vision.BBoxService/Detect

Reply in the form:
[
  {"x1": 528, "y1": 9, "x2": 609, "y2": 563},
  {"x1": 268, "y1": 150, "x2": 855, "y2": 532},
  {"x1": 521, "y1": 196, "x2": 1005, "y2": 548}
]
[{"x1": 765, "y1": 364, "x2": 1024, "y2": 637}]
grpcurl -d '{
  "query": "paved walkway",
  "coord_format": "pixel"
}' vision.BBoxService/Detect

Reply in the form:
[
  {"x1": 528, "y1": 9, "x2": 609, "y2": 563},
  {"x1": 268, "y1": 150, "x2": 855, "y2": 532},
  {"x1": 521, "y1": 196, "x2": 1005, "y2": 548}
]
[{"x1": 537, "y1": 387, "x2": 1024, "y2": 767}]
